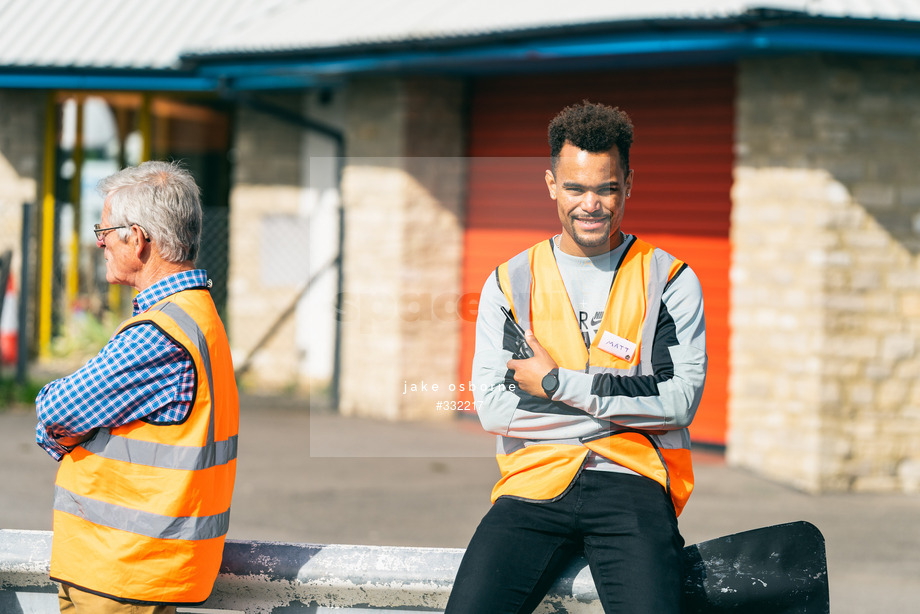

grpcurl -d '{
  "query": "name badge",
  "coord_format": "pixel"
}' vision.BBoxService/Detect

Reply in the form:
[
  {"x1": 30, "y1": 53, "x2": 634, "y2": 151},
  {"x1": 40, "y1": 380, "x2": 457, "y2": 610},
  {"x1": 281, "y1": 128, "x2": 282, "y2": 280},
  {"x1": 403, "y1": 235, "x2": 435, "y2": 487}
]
[{"x1": 597, "y1": 331, "x2": 637, "y2": 362}]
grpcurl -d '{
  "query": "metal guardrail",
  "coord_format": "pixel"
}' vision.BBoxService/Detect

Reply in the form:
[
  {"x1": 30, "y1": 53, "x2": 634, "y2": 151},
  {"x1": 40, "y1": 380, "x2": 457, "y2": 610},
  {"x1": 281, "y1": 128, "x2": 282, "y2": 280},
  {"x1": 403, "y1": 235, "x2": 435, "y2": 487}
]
[
  {"x1": 1, "y1": 522, "x2": 829, "y2": 613},
  {"x1": 0, "y1": 529, "x2": 599, "y2": 613}
]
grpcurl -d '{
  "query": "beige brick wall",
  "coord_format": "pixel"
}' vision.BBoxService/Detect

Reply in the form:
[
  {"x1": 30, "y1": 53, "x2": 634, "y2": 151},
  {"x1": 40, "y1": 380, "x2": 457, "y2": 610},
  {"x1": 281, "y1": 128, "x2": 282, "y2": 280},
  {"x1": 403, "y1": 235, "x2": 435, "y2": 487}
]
[
  {"x1": 228, "y1": 80, "x2": 468, "y2": 416},
  {"x1": 227, "y1": 95, "x2": 309, "y2": 392},
  {"x1": 0, "y1": 90, "x2": 44, "y2": 357},
  {"x1": 338, "y1": 77, "x2": 467, "y2": 420},
  {"x1": 0, "y1": 90, "x2": 44, "y2": 287},
  {"x1": 730, "y1": 55, "x2": 920, "y2": 493}
]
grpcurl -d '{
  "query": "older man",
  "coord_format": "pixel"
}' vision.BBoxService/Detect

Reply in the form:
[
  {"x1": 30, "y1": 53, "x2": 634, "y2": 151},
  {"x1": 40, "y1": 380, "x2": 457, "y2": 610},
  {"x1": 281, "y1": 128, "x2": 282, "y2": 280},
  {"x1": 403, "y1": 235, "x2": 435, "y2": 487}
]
[{"x1": 36, "y1": 161, "x2": 239, "y2": 614}]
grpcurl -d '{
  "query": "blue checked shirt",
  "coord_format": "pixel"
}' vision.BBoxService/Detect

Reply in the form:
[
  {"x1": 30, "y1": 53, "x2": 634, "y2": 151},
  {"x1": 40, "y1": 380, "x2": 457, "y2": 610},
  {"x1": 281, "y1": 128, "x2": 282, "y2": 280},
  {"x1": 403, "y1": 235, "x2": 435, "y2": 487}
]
[{"x1": 35, "y1": 270, "x2": 210, "y2": 460}]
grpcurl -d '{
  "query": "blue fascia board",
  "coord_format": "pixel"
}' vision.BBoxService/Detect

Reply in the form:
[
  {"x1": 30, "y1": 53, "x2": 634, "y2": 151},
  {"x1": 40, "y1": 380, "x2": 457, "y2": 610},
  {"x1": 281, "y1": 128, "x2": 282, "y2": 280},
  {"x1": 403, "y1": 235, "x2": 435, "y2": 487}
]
[
  {"x1": 0, "y1": 71, "x2": 219, "y2": 91},
  {"x1": 743, "y1": 27, "x2": 920, "y2": 55},
  {"x1": 2, "y1": 24, "x2": 919, "y2": 93},
  {"x1": 222, "y1": 72, "x2": 327, "y2": 90},
  {"x1": 195, "y1": 31, "x2": 748, "y2": 78},
  {"x1": 199, "y1": 25, "x2": 920, "y2": 85}
]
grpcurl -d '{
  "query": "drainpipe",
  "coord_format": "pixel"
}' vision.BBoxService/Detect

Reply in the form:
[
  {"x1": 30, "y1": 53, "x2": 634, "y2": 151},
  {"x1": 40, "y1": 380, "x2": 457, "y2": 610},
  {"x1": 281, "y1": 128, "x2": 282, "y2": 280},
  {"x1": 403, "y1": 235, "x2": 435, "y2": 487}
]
[{"x1": 230, "y1": 93, "x2": 346, "y2": 411}]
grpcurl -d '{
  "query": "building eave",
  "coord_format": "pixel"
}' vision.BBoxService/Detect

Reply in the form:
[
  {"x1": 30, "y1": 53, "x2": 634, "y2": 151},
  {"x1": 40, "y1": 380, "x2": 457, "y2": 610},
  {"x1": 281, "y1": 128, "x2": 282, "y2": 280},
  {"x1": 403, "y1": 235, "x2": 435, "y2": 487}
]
[
  {"x1": 186, "y1": 18, "x2": 920, "y2": 90},
  {"x1": 0, "y1": 67, "x2": 220, "y2": 92},
  {"x1": 2, "y1": 12, "x2": 919, "y2": 92}
]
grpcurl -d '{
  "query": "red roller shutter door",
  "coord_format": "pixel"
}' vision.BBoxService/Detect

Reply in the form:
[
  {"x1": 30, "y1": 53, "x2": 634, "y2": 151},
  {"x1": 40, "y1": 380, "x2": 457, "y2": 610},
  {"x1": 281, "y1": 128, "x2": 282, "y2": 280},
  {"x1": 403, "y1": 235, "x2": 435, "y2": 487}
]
[{"x1": 459, "y1": 66, "x2": 734, "y2": 445}]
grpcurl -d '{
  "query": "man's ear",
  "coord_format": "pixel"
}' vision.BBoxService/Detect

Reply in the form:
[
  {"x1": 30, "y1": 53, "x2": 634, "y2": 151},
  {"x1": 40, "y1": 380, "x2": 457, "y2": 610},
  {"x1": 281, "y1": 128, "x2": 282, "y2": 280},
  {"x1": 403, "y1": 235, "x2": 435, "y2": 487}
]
[
  {"x1": 132, "y1": 225, "x2": 148, "y2": 257},
  {"x1": 545, "y1": 169, "x2": 557, "y2": 200}
]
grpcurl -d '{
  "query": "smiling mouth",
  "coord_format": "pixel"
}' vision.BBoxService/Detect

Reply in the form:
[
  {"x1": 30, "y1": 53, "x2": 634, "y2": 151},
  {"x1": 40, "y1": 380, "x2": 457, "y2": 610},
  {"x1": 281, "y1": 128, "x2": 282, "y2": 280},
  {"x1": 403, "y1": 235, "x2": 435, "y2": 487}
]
[{"x1": 574, "y1": 216, "x2": 609, "y2": 228}]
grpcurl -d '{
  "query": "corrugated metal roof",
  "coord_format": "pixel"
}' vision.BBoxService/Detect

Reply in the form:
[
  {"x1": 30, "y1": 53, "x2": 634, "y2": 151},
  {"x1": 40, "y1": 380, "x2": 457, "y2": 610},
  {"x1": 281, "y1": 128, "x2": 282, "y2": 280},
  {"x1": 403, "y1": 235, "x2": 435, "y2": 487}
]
[
  {"x1": 0, "y1": 0, "x2": 280, "y2": 69},
  {"x1": 185, "y1": 0, "x2": 920, "y2": 58},
  {"x1": 0, "y1": 0, "x2": 918, "y2": 70}
]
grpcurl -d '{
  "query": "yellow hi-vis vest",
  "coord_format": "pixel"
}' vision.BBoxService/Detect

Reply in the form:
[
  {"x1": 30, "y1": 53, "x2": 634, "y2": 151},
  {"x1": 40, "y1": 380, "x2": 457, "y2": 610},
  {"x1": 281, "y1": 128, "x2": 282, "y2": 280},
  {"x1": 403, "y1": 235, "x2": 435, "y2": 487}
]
[
  {"x1": 492, "y1": 236, "x2": 695, "y2": 515},
  {"x1": 51, "y1": 288, "x2": 239, "y2": 605}
]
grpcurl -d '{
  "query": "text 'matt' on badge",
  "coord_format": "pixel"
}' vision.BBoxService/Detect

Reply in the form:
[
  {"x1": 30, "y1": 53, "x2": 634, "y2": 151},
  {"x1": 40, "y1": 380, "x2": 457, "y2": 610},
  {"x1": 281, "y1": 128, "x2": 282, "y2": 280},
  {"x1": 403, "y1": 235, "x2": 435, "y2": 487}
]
[{"x1": 597, "y1": 331, "x2": 637, "y2": 362}]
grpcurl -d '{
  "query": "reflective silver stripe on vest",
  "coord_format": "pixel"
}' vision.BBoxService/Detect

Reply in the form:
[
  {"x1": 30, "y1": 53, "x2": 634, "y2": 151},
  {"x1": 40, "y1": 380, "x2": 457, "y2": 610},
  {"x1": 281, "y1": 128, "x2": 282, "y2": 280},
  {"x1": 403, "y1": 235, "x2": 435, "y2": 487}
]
[
  {"x1": 507, "y1": 239, "x2": 674, "y2": 377},
  {"x1": 499, "y1": 429, "x2": 689, "y2": 456},
  {"x1": 506, "y1": 248, "x2": 534, "y2": 331},
  {"x1": 79, "y1": 299, "x2": 230, "y2": 468},
  {"x1": 54, "y1": 486, "x2": 229, "y2": 541},
  {"x1": 498, "y1": 436, "x2": 585, "y2": 455},
  {"x1": 658, "y1": 428, "x2": 692, "y2": 451},
  {"x1": 579, "y1": 246, "x2": 668, "y2": 378},
  {"x1": 81, "y1": 429, "x2": 238, "y2": 470},
  {"x1": 637, "y1": 248, "x2": 676, "y2": 371},
  {"x1": 502, "y1": 239, "x2": 691, "y2": 455},
  {"x1": 152, "y1": 301, "x2": 216, "y2": 444}
]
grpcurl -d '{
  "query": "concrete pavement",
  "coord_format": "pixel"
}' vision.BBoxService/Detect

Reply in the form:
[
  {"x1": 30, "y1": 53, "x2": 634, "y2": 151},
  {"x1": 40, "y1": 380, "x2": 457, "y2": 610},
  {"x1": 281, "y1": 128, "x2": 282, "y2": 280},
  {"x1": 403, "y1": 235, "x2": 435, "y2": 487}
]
[{"x1": 3, "y1": 394, "x2": 918, "y2": 613}]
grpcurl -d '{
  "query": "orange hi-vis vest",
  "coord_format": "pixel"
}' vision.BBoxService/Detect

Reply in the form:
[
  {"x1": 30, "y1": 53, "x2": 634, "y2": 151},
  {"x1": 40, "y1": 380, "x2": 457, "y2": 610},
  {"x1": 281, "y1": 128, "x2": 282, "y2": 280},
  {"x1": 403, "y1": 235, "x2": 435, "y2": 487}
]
[
  {"x1": 51, "y1": 288, "x2": 239, "y2": 605},
  {"x1": 492, "y1": 236, "x2": 695, "y2": 515}
]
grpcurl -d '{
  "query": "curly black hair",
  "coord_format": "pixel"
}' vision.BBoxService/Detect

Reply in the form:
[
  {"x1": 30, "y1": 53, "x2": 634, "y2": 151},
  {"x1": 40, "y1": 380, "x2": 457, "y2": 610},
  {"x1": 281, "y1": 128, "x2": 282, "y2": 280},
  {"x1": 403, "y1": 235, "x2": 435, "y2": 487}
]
[{"x1": 548, "y1": 101, "x2": 634, "y2": 171}]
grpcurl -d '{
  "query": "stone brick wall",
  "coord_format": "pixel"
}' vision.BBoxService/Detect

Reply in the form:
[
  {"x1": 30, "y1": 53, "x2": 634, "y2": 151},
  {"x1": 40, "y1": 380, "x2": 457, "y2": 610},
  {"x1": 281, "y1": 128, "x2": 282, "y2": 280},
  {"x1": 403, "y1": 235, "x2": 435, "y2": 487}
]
[
  {"x1": 338, "y1": 76, "x2": 467, "y2": 420},
  {"x1": 227, "y1": 94, "x2": 309, "y2": 392},
  {"x1": 0, "y1": 90, "x2": 44, "y2": 288},
  {"x1": 730, "y1": 55, "x2": 920, "y2": 493},
  {"x1": 0, "y1": 90, "x2": 45, "y2": 357}
]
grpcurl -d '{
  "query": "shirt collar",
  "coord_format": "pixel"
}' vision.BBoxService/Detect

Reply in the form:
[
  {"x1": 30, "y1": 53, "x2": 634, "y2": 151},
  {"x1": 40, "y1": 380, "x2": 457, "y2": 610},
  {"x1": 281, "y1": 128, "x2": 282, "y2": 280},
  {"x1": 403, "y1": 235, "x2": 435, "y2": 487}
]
[{"x1": 133, "y1": 269, "x2": 209, "y2": 315}]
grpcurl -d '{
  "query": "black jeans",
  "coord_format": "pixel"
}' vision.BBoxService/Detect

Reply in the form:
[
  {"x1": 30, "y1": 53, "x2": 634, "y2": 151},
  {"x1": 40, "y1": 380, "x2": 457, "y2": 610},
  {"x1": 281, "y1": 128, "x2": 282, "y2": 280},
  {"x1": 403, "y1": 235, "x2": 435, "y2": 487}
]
[{"x1": 445, "y1": 470, "x2": 684, "y2": 614}]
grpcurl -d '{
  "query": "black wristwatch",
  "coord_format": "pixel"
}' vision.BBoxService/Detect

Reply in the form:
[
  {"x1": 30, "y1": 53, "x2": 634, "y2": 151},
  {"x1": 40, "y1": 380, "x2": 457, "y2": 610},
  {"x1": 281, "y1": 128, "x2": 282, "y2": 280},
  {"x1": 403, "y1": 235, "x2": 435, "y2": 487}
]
[{"x1": 541, "y1": 368, "x2": 560, "y2": 398}]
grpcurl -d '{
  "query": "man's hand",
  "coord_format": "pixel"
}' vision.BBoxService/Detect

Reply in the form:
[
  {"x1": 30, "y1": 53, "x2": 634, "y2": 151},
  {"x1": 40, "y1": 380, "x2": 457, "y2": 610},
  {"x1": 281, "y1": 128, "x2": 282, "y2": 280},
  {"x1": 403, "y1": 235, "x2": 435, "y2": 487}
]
[
  {"x1": 507, "y1": 330, "x2": 558, "y2": 398},
  {"x1": 53, "y1": 429, "x2": 97, "y2": 449}
]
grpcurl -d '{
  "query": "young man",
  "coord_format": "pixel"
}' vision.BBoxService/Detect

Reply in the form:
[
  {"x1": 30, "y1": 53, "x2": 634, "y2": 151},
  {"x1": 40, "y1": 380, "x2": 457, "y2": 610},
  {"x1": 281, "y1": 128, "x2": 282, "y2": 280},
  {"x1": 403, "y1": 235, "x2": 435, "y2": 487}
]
[
  {"x1": 36, "y1": 161, "x2": 239, "y2": 614},
  {"x1": 446, "y1": 102, "x2": 707, "y2": 613}
]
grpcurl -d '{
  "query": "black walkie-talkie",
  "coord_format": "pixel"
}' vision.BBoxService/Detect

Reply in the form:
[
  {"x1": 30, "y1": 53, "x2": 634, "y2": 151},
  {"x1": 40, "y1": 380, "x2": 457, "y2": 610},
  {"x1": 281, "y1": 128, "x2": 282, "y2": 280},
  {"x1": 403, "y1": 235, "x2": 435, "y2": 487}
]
[{"x1": 501, "y1": 306, "x2": 534, "y2": 359}]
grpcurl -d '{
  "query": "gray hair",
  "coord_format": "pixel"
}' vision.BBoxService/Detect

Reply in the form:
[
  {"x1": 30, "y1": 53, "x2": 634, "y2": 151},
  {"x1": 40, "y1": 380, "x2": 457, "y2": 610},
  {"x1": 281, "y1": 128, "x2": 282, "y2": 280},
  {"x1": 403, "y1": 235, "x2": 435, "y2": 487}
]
[{"x1": 98, "y1": 160, "x2": 202, "y2": 263}]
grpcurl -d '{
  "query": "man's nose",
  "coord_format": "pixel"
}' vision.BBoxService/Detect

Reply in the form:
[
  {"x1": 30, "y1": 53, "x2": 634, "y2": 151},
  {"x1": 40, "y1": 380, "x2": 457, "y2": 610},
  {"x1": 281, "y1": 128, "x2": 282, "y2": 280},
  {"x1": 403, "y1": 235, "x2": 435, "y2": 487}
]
[{"x1": 581, "y1": 192, "x2": 602, "y2": 211}]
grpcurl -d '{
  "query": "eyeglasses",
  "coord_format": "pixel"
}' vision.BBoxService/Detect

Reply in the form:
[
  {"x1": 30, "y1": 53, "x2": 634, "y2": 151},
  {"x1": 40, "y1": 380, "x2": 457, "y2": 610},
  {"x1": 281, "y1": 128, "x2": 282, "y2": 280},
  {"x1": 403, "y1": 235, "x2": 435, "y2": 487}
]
[
  {"x1": 93, "y1": 223, "x2": 151, "y2": 247},
  {"x1": 93, "y1": 224, "x2": 127, "y2": 242}
]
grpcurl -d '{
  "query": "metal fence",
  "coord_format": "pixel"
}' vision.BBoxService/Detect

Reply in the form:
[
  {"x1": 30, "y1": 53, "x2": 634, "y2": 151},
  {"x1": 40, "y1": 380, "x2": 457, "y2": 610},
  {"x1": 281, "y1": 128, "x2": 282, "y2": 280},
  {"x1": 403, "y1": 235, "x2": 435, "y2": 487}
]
[{"x1": 198, "y1": 206, "x2": 230, "y2": 317}]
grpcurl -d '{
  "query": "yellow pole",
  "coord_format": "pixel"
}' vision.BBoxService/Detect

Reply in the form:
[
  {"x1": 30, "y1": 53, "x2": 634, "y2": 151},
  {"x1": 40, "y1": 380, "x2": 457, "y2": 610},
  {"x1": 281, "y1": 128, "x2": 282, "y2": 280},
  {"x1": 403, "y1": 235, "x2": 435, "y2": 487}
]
[
  {"x1": 109, "y1": 93, "x2": 152, "y2": 312},
  {"x1": 139, "y1": 93, "x2": 152, "y2": 162},
  {"x1": 66, "y1": 97, "x2": 84, "y2": 307},
  {"x1": 38, "y1": 93, "x2": 57, "y2": 358},
  {"x1": 135, "y1": 93, "x2": 153, "y2": 306}
]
